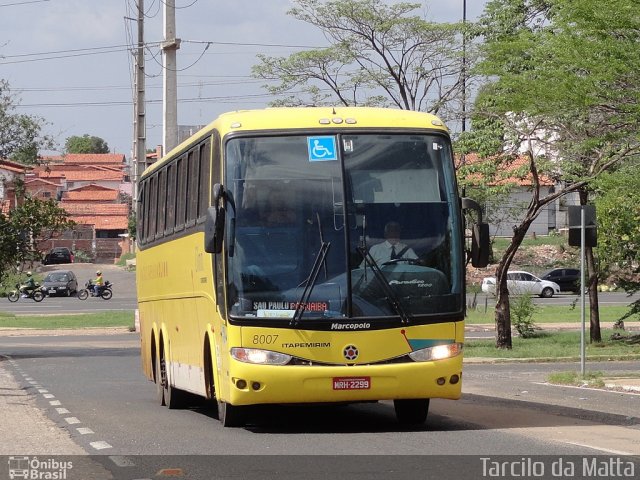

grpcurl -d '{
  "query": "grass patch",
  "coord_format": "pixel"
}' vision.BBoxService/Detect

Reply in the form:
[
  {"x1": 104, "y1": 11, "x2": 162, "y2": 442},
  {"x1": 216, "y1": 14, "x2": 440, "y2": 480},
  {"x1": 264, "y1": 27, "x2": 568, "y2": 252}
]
[
  {"x1": 465, "y1": 303, "x2": 637, "y2": 325},
  {"x1": 0, "y1": 311, "x2": 134, "y2": 330},
  {"x1": 547, "y1": 371, "x2": 605, "y2": 387},
  {"x1": 464, "y1": 330, "x2": 640, "y2": 359}
]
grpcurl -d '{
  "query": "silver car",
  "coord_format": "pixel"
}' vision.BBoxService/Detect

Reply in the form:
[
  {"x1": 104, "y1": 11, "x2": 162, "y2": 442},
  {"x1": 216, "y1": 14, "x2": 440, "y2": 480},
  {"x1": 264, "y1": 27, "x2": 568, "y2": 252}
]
[{"x1": 481, "y1": 270, "x2": 561, "y2": 298}]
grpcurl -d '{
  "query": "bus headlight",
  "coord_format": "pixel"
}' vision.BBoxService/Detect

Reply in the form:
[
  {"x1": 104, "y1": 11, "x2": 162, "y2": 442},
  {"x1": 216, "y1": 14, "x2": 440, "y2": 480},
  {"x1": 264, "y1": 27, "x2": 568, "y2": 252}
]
[
  {"x1": 231, "y1": 348, "x2": 292, "y2": 365},
  {"x1": 408, "y1": 343, "x2": 463, "y2": 362}
]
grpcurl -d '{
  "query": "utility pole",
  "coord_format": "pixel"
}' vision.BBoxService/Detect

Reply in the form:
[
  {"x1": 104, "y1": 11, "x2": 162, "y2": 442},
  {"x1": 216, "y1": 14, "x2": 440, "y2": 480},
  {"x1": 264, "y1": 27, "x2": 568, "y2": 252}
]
[
  {"x1": 162, "y1": 0, "x2": 180, "y2": 154},
  {"x1": 461, "y1": 0, "x2": 467, "y2": 135},
  {"x1": 132, "y1": 0, "x2": 146, "y2": 213}
]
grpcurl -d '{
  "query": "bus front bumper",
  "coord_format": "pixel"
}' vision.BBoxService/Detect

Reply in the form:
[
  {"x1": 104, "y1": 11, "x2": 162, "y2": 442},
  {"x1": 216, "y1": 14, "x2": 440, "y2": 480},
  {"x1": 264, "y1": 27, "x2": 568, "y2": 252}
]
[{"x1": 225, "y1": 356, "x2": 463, "y2": 406}]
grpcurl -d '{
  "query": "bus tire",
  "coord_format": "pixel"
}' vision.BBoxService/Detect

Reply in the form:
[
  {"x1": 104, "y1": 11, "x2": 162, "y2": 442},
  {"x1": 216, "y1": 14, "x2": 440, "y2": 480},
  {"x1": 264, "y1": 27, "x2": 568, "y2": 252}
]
[
  {"x1": 158, "y1": 353, "x2": 186, "y2": 409},
  {"x1": 155, "y1": 353, "x2": 166, "y2": 406},
  {"x1": 394, "y1": 399, "x2": 430, "y2": 425},
  {"x1": 217, "y1": 400, "x2": 245, "y2": 428}
]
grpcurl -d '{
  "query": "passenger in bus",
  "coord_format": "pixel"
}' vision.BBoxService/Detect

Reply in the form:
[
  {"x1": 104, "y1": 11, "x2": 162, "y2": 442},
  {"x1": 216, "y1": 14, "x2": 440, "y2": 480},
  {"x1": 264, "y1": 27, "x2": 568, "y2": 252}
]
[
  {"x1": 365, "y1": 221, "x2": 417, "y2": 265},
  {"x1": 263, "y1": 191, "x2": 297, "y2": 226}
]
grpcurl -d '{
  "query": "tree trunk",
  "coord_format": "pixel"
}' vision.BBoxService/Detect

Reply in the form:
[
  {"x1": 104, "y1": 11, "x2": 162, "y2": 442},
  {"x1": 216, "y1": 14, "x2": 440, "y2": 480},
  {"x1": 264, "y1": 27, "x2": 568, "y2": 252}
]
[
  {"x1": 579, "y1": 189, "x2": 601, "y2": 343},
  {"x1": 495, "y1": 288, "x2": 512, "y2": 349},
  {"x1": 586, "y1": 246, "x2": 601, "y2": 342},
  {"x1": 494, "y1": 222, "x2": 530, "y2": 349}
]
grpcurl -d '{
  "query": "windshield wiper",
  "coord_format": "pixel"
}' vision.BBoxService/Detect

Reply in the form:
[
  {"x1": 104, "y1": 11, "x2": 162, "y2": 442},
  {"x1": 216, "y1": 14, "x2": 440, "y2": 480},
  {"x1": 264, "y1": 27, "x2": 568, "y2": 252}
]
[
  {"x1": 291, "y1": 241, "x2": 330, "y2": 326},
  {"x1": 357, "y1": 246, "x2": 411, "y2": 325}
]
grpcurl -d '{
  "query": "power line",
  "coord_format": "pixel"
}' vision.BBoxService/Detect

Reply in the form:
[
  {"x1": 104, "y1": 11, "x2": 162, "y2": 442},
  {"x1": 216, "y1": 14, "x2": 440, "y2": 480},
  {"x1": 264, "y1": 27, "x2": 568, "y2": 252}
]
[
  {"x1": 13, "y1": 88, "x2": 328, "y2": 108},
  {"x1": 14, "y1": 79, "x2": 263, "y2": 93},
  {"x1": 0, "y1": 0, "x2": 49, "y2": 6},
  {"x1": 0, "y1": 39, "x2": 324, "y2": 65}
]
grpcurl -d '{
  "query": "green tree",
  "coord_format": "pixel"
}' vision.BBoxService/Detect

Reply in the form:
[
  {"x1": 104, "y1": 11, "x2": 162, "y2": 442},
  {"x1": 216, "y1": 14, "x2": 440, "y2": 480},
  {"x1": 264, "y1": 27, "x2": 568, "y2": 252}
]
[
  {"x1": 0, "y1": 197, "x2": 75, "y2": 282},
  {"x1": 467, "y1": 0, "x2": 640, "y2": 348},
  {"x1": 65, "y1": 134, "x2": 110, "y2": 154},
  {"x1": 593, "y1": 162, "x2": 640, "y2": 323},
  {"x1": 128, "y1": 213, "x2": 137, "y2": 241},
  {"x1": 0, "y1": 79, "x2": 55, "y2": 164},
  {"x1": 252, "y1": 0, "x2": 472, "y2": 123}
]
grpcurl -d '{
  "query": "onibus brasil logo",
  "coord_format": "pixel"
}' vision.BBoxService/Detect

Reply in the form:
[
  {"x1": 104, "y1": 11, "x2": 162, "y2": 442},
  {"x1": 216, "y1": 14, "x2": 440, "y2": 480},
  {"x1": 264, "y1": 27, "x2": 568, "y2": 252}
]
[{"x1": 8, "y1": 457, "x2": 73, "y2": 480}]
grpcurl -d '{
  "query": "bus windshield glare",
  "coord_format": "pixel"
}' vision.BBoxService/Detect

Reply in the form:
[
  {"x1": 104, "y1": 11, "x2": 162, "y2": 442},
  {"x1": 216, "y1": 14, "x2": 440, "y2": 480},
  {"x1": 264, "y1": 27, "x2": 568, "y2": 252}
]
[{"x1": 225, "y1": 133, "x2": 463, "y2": 323}]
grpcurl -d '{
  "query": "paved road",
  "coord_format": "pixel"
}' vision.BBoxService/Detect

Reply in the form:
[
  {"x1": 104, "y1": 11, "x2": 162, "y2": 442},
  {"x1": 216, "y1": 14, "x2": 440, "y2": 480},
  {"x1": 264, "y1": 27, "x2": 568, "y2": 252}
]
[
  {"x1": 470, "y1": 291, "x2": 640, "y2": 307},
  {"x1": 1, "y1": 332, "x2": 639, "y2": 479},
  {"x1": 2, "y1": 263, "x2": 136, "y2": 315}
]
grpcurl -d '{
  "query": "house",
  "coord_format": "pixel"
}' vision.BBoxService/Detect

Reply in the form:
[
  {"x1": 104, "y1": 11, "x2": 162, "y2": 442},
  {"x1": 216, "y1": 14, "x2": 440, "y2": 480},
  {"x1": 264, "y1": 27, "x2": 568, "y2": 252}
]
[
  {"x1": 458, "y1": 153, "x2": 565, "y2": 237},
  {"x1": 0, "y1": 159, "x2": 31, "y2": 212},
  {"x1": 26, "y1": 153, "x2": 133, "y2": 262}
]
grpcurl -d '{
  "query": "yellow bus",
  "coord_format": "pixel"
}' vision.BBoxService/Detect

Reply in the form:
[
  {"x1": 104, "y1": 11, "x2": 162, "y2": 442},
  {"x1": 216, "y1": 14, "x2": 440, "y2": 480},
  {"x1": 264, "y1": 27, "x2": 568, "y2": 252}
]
[{"x1": 136, "y1": 107, "x2": 489, "y2": 427}]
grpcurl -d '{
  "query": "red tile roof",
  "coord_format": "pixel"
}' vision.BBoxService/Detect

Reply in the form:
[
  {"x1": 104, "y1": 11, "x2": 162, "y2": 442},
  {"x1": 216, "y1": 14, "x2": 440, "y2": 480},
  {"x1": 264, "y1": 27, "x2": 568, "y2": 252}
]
[
  {"x1": 57, "y1": 170, "x2": 123, "y2": 182},
  {"x1": 25, "y1": 177, "x2": 60, "y2": 187},
  {"x1": 64, "y1": 191, "x2": 119, "y2": 202},
  {"x1": 457, "y1": 153, "x2": 554, "y2": 187},
  {"x1": 69, "y1": 215, "x2": 128, "y2": 229},
  {"x1": 0, "y1": 159, "x2": 31, "y2": 174},
  {"x1": 42, "y1": 153, "x2": 125, "y2": 165},
  {"x1": 61, "y1": 203, "x2": 129, "y2": 215}
]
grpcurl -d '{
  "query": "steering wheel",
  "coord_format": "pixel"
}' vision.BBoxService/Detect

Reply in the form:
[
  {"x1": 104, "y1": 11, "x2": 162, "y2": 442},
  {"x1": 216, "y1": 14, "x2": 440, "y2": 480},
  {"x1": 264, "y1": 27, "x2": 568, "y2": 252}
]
[{"x1": 382, "y1": 258, "x2": 423, "y2": 266}]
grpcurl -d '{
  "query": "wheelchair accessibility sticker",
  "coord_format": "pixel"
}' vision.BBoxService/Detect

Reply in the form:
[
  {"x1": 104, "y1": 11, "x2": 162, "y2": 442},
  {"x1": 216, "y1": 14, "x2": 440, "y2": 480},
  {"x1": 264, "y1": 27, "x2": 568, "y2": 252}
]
[{"x1": 307, "y1": 136, "x2": 337, "y2": 161}]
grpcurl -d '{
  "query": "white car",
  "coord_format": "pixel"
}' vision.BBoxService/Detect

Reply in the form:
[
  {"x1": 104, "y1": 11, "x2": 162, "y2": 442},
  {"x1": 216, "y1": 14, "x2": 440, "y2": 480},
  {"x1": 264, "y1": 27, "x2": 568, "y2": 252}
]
[{"x1": 481, "y1": 271, "x2": 561, "y2": 298}]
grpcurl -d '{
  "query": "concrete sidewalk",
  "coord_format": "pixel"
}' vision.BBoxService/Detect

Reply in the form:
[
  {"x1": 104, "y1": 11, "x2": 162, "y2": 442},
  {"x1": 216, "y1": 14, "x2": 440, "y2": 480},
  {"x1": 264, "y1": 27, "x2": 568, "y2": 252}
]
[{"x1": 0, "y1": 356, "x2": 87, "y2": 455}]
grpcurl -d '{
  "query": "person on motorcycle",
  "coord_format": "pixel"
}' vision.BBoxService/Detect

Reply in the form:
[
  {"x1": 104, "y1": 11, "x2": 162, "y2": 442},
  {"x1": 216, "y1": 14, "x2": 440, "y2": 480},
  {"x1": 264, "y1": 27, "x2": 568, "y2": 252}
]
[
  {"x1": 93, "y1": 270, "x2": 104, "y2": 296},
  {"x1": 20, "y1": 272, "x2": 37, "y2": 298}
]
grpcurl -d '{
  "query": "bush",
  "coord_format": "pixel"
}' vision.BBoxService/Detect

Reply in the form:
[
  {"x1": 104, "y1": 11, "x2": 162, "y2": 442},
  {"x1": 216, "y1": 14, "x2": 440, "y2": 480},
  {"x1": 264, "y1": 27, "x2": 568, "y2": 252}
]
[
  {"x1": 511, "y1": 294, "x2": 539, "y2": 338},
  {"x1": 73, "y1": 249, "x2": 93, "y2": 263},
  {"x1": 116, "y1": 252, "x2": 136, "y2": 267}
]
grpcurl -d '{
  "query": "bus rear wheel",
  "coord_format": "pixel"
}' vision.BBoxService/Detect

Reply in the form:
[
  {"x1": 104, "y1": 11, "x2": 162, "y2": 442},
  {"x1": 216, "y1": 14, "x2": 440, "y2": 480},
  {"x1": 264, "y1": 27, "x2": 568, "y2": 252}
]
[
  {"x1": 394, "y1": 399, "x2": 430, "y2": 425},
  {"x1": 155, "y1": 351, "x2": 185, "y2": 409},
  {"x1": 217, "y1": 400, "x2": 245, "y2": 428}
]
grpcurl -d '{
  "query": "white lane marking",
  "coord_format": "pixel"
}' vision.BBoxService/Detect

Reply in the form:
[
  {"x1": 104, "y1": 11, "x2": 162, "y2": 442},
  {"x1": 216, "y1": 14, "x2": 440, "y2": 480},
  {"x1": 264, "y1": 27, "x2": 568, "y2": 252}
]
[
  {"x1": 65, "y1": 417, "x2": 81, "y2": 425},
  {"x1": 76, "y1": 427, "x2": 94, "y2": 435},
  {"x1": 43, "y1": 393, "x2": 55, "y2": 399},
  {"x1": 49, "y1": 400, "x2": 62, "y2": 406},
  {"x1": 56, "y1": 408, "x2": 70, "y2": 414},
  {"x1": 90, "y1": 441, "x2": 112, "y2": 450},
  {"x1": 562, "y1": 441, "x2": 634, "y2": 456},
  {"x1": 38, "y1": 389, "x2": 48, "y2": 393},
  {"x1": 534, "y1": 381, "x2": 640, "y2": 396}
]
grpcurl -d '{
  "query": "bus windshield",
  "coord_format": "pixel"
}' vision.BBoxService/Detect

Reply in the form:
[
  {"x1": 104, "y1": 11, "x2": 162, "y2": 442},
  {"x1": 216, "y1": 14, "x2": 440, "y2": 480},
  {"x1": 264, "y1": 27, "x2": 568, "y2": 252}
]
[{"x1": 225, "y1": 133, "x2": 463, "y2": 323}]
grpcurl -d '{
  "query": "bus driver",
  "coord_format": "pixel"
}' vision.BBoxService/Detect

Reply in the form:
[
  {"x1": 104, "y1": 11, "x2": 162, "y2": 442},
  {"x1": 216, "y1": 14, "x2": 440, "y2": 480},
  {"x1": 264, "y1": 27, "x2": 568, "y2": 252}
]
[{"x1": 366, "y1": 221, "x2": 417, "y2": 265}]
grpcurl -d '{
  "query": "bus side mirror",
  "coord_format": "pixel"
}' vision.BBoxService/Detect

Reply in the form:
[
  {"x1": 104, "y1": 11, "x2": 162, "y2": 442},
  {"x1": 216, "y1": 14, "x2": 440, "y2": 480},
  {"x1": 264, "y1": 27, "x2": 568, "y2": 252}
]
[
  {"x1": 204, "y1": 184, "x2": 226, "y2": 254},
  {"x1": 461, "y1": 197, "x2": 491, "y2": 268},
  {"x1": 471, "y1": 223, "x2": 490, "y2": 268}
]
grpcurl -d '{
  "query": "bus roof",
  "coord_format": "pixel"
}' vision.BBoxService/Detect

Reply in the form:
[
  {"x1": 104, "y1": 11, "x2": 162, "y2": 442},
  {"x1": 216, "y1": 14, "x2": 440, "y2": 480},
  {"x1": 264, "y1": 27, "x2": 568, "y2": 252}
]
[{"x1": 143, "y1": 107, "x2": 449, "y2": 177}]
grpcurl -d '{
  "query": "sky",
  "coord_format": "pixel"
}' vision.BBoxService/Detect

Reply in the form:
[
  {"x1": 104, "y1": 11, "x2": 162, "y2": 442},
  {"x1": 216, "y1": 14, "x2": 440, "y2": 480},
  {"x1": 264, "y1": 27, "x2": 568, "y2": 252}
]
[{"x1": 1, "y1": 0, "x2": 487, "y2": 159}]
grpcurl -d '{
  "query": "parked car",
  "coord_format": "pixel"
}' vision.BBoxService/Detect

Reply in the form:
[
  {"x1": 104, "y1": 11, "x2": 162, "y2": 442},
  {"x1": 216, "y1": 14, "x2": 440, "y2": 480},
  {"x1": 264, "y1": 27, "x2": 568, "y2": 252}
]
[
  {"x1": 481, "y1": 270, "x2": 561, "y2": 298},
  {"x1": 541, "y1": 268, "x2": 580, "y2": 292},
  {"x1": 41, "y1": 270, "x2": 78, "y2": 297},
  {"x1": 43, "y1": 247, "x2": 74, "y2": 265}
]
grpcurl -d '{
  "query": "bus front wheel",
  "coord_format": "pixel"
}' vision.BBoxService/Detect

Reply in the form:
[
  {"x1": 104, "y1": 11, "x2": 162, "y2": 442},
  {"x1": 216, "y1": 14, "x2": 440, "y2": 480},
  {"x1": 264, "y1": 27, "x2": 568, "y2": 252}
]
[
  {"x1": 394, "y1": 399, "x2": 430, "y2": 425},
  {"x1": 217, "y1": 400, "x2": 245, "y2": 428}
]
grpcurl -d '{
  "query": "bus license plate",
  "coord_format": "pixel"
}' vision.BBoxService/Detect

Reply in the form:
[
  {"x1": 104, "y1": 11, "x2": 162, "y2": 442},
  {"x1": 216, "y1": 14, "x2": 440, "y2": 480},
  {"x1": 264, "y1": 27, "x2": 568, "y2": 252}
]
[{"x1": 332, "y1": 377, "x2": 370, "y2": 390}]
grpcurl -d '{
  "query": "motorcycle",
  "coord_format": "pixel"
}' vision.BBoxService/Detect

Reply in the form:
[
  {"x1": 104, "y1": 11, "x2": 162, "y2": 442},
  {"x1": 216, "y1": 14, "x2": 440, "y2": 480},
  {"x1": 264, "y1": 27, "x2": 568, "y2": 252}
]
[
  {"x1": 7, "y1": 283, "x2": 45, "y2": 302},
  {"x1": 77, "y1": 280, "x2": 113, "y2": 300}
]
